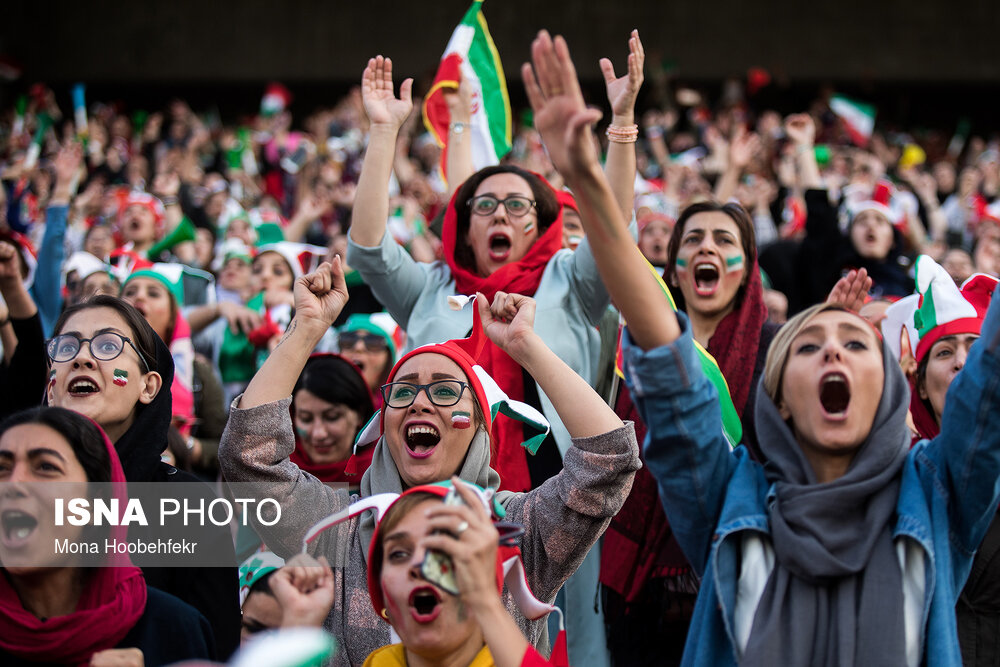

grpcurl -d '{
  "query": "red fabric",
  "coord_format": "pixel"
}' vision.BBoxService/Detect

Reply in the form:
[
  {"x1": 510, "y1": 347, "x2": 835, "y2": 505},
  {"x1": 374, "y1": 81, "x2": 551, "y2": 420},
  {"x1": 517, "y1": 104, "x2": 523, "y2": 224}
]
[
  {"x1": 909, "y1": 375, "x2": 940, "y2": 445},
  {"x1": 291, "y1": 440, "x2": 374, "y2": 483},
  {"x1": 522, "y1": 638, "x2": 569, "y2": 666},
  {"x1": 440, "y1": 178, "x2": 564, "y2": 492},
  {"x1": 246, "y1": 310, "x2": 282, "y2": 347},
  {"x1": 0, "y1": 418, "x2": 147, "y2": 665}
]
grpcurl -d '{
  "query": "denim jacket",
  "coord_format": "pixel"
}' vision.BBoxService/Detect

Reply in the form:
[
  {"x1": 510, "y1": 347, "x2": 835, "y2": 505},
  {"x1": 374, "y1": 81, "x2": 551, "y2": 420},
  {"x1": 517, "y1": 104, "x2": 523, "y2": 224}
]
[{"x1": 621, "y1": 300, "x2": 1000, "y2": 666}]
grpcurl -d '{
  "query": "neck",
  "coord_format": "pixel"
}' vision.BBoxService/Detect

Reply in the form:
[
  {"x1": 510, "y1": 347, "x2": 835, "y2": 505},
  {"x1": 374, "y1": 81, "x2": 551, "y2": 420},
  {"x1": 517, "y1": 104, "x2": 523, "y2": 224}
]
[
  {"x1": 102, "y1": 414, "x2": 135, "y2": 445},
  {"x1": 802, "y1": 448, "x2": 854, "y2": 484},
  {"x1": 689, "y1": 304, "x2": 734, "y2": 348},
  {"x1": 404, "y1": 637, "x2": 485, "y2": 667},
  {"x1": 8, "y1": 568, "x2": 85, "y2": 619},
  {"x1": 131, "y1": 240, "x2": 153, "y2": 253}
]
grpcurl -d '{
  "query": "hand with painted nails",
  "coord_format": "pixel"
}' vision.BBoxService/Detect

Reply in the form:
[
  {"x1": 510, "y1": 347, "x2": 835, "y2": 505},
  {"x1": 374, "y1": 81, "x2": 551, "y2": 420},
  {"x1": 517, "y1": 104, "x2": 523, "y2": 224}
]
[
  {"x1": 476, "y1": 291, "x2": 540, "y2": 365},
  {"x1": 361, "y1": 56, "x2": 414, "y2": 132},
  {"x1": 522, "y1": 31, "x2": 603, "y2": 181}
]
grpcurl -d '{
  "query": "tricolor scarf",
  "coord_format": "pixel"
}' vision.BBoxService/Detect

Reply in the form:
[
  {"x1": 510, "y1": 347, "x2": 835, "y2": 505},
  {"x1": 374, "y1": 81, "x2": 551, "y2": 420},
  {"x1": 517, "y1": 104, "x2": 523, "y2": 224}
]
[
  {"x1": 441, "y1": 179, "x2": 563, "y2": 492},
  {"x1": 0, "y1": 418, "x2": 147, "y2": 665}
]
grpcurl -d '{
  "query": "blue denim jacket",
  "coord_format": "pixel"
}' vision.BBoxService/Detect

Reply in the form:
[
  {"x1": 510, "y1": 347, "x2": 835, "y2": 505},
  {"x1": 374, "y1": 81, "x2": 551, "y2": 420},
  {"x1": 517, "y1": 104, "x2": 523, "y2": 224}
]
[{"x1": 621, "y1": 302, "x2": 1000, "y2": 666}]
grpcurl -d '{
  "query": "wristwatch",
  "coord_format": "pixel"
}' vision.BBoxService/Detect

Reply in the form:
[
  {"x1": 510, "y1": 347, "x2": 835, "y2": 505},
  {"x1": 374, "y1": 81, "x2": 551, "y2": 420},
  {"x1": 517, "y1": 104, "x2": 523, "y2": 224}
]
[{"x1": 449, "y1": 121, "x2": 468, "y2": 135}]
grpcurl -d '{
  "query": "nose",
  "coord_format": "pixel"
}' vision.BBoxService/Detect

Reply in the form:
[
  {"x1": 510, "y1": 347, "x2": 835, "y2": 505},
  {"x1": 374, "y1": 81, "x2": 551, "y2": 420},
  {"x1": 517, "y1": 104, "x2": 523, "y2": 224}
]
[
  {"x1": 822, "y1": 339, "x2": 843, "y2": 362},
  {"x1": 408, "y1": 547, "x2": 427, "y2": 578},
  {"x1": 310, "y1": 420, "x2": 329, "y2": 441},
  {"x1": 350, "y1": 338, "x2": 369, "y2": 352},
  {"x1": 409, "y1": 387, "x2": 434, "y2": 413},
  {"x1": 73, "y1": 340, "x2": 97, "y2": 368},
  {"x1": 955, "y1": 346, "x2": 969, "y2": 371}
]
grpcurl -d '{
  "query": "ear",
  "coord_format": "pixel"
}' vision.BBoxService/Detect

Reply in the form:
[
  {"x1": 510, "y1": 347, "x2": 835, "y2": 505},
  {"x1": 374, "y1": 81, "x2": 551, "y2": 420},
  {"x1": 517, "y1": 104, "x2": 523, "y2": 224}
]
[
  {"x1": 917, "y1": 380, "x2": 928, "y2": 401},
  {"x1": 137, "y1": 371, "x2": 163, "y2": 405},
  {"x1": 777, "y1": 399, "x2": 791, "y2": 420}
]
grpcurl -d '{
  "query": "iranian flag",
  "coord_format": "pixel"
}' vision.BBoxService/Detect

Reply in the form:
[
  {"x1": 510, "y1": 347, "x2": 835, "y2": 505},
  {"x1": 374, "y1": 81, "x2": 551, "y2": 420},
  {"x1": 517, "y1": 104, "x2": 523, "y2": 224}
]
[
  {"x1": 423, "y1": 0, "x2": 511, "y2": 179},
  {"x1": 830, "y1": 94, "x2": 876, "y2": 147}
]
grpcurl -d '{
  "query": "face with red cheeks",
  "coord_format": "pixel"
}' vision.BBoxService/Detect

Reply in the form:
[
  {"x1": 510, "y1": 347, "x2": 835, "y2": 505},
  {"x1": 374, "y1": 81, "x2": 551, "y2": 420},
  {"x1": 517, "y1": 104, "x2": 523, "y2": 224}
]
[
  {"x1": 919, "y1": 333, "x2": 978, "y2": 424},
  {"x1": 673, "y1": 212, "x2": 746, "y2": 319},
  {"x1": 381, "y1": 354, "x2": 478, "y2": 489},
  {"x1": 777, "y1": 310, "x2": 884, "y2": 480},
  {"x1": 464, "y1": 173, "x2": 540, "y2": 277},
  {"x1": 379, "y1": 498, "x2": 482, "y2": 658}
]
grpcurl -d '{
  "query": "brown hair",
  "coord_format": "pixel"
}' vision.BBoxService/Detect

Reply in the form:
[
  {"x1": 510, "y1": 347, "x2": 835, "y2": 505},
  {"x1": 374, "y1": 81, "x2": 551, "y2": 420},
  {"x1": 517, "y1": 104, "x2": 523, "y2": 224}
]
[
  {"x1": 664, "y1": 201, "x2": 757, "y2": 312},
  {"x1": 451, "y1": 165, "x2": 559, "y2": 273}
]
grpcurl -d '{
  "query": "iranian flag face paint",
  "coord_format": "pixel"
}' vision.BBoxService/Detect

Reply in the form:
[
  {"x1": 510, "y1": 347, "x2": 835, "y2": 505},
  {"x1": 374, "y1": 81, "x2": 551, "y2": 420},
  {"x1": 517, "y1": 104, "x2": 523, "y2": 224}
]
[
  {"x1": 673, "y1": 212, "x2": 747, "y2": 316},
  {"x1": 113, "y1": 369, "x2": 128, "y2": 387},
  {"x1": 725, "y1": 253, "x2": 745, "y2": 273},
  {"x1": 451, "y1": 411, "x2": 472, "y2": 429}
]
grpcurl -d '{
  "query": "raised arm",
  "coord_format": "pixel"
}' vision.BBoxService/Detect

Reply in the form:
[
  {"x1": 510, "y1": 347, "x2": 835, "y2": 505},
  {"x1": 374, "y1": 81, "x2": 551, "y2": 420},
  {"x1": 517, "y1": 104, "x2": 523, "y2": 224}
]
[
  {"x1": 349, "y1": 56, "x2": 413, "y2": 248},
  {"x1": 600, "y1": 29, "x2": 644, "y2": 221},
  {"x1": 443, "y1": 74, "x2": 476, "y2": 199},
  {"x1": 477, "y1": 291, "x2": 621, "y2": 438},
  {"x1": 523, "y1": 31, "x2": 678, "y2": 351}
]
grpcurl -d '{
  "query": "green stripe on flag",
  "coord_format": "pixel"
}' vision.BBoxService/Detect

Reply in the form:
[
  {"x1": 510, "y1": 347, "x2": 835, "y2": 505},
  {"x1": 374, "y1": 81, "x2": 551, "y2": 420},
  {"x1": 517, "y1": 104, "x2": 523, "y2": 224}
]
[{"x1": 468, "y1": 4, "x2": 511, "y2": 158}]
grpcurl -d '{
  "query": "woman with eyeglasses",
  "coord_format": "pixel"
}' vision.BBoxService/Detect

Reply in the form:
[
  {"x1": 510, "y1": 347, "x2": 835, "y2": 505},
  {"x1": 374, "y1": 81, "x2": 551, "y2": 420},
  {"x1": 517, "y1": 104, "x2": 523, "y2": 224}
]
[
  {"x1": 219, "y1": 258, "x2": 639, "y2": 665},
  {"x1": 347, "y1": 36, "x2": 643, "y2": 496},
  {"x1": 44, "y1": 294, "x2": 242, "y2": 659}
]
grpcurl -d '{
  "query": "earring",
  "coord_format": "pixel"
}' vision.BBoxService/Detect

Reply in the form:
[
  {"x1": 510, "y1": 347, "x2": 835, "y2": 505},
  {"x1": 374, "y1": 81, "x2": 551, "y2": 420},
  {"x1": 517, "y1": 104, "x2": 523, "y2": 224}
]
[{"x1": 380, "y1": 608, "x2": 389, "y2": 620}]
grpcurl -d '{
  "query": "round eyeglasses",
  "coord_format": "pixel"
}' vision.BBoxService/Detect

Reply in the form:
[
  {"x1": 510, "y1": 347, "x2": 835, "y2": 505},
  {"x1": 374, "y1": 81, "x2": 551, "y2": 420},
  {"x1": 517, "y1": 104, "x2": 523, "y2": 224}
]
[
  {"x1": 467, "y1": 195, "x2": 536, "y2": 218},
  {"x1": 47, "y1": 332, "x2": 151, "y2": 373},
  {"x1": 381, "y1": 380, "x2": 469, "y2": 409}
]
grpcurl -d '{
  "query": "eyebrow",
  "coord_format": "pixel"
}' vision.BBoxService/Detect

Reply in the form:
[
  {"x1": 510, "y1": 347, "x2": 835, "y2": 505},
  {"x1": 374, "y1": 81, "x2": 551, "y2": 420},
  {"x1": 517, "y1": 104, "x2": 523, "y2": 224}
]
[
  {"x1": 795, "y1": 322, "x2": 875, "y2": 340},
  {"x1": 393, "y1": 372, "x2": 460, "y2": 383},
  {"x1": 0, "y1": 448, "x2": 67, "y2": 462},
  {"x1": 383, "y1": 530, "x2": 410, "y2": 544},
  {"x1": 60, "y1": 327, "x2": 126, "y2": 338}
]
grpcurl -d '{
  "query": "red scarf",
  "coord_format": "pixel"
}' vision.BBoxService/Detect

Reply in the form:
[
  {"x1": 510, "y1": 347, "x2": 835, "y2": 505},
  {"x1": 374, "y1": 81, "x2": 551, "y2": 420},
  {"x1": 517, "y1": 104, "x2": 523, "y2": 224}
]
[
  {"x1": 0, "y1": 420, "x2": 147, "y2": 665},
  {"x1": 291, "y1": 439, "x2": 375, "y2": 485},
  {"x1": 908, "y1": 376, "x2": 940, "y2": 444},
  {"x1": 601, "y1": 257, "x2": 768, "y2": 603},
  {"x1": 441, "y1": 182, "x2": 564, "y2": 492}
]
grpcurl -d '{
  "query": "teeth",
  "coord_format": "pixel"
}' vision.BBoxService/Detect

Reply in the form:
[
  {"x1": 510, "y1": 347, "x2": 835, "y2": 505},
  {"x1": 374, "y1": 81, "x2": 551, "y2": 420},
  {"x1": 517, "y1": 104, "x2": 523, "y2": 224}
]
[
  {"x1": 70, "y1": 380, "x2": 98, "y2": 392},
  {"x1": 13, "y1": 526, "x2": 30, "y2": 539},
  {"x1": 408, "y1": 426, "x2": 440, "y2": 437}
]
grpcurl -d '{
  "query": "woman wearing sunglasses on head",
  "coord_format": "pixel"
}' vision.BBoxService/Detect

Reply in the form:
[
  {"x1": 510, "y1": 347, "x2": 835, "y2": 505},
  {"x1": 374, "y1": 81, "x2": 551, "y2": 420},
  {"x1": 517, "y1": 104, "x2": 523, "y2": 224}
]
[
  {"x1": 43, "y1": 295, "x2": 241, "y2": 659},
  {"x1": 219, "y1": 258, "x2": 639, "y2": 666},
  {"x1": 521, "y1": 30, "x2": 1000, "y2": 667}
]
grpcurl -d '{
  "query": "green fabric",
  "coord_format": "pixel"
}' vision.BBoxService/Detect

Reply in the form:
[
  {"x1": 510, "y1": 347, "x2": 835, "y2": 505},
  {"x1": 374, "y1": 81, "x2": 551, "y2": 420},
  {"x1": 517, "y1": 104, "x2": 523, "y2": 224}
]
[
  {"x1": 341, "y1": 314, "x2": 396, "y2": 359},
  {"x1": 123, "y1": 267, "x2": 184, "y2": 306},
  {"x1": 219, "y1": 292, "x2": 262, "y2": 384}
]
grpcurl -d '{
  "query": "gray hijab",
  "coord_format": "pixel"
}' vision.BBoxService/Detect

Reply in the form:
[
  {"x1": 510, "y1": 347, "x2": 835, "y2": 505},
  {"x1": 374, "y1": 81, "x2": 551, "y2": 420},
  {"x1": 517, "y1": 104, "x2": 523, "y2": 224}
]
[
  {"x1": 357, "y1": 426, "x2": 516, "y2": 559},
  {"x1": 742, "y1": 340, "x2": 911, "y2": 666}
]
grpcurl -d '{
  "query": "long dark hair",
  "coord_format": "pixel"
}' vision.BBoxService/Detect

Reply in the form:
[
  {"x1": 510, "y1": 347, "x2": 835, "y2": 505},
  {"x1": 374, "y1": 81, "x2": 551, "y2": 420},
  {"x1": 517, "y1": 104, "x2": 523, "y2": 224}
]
[
  {"x1": 665, "y1": 201, "x2": 757, "y2": 313},
  {"x1": 52, "y1": 295, "x2": 159, "y2": 374},
  {"x1": 0, "y1": 406, "x2": 111, "y2": 484},
  {"x1": 293, "y1": 355, "x2": 375, "y2": 425},
  {"x1": 451, "y1": 165, "x2": 560, "y2": 273}
]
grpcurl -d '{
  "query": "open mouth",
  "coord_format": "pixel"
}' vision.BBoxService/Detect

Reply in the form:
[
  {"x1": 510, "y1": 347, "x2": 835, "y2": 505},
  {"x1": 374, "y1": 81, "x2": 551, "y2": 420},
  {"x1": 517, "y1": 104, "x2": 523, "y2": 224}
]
[
  {"x1": 405, "y1": 424, "x2": 441, "y2": 459},
  {"x1": 1, "y1": 510, "x2": 38, "y2": 548},
  {"x1": 409, "y1": 586, "x2": 442, "y2": 622},
  {"x1": 693, "y1": 263, "x2": 720, "y2": 296},
  {"x1": 819, "y1": 373, "x2": 850, "y2": 416},
  {"x1": 488, "y1": 232, "x2": 512, "y2": 262},
  {"x1": 68, "y1": 377, "x2": 101, "y2": 396}
]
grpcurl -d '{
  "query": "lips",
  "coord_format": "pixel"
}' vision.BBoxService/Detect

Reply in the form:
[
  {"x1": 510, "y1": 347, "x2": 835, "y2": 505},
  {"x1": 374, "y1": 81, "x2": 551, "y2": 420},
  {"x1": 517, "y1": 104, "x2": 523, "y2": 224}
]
[
  {"x1": 1, "y1": 509, "x2": 39, "y2": 549},
  {"x1": 693, "y1": 262, "x2": 721, "y2": 296},
  {"x1": 487, "y1": 231, "x2": 512, "y2": 263},
  {"x1": 408, "y1": 585, "x2": 443, "y2": 623},
  {"x1": 819, "y1": 372, "x2": 851, "y2": 417},
  {"x1": 405, "y1": 422, "x2": 441, "y2": 459},
  {"x1": 68, "y1": 376, "x2": 101, "y2": 397}
]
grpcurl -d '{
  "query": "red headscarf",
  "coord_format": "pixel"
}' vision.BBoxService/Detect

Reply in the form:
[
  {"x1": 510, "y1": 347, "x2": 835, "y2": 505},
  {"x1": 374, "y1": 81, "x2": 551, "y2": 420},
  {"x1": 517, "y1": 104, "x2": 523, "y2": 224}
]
[
  {"x1": 0, "y1": 413, "x2": 147, "y2": 665},
  {"x1": 440, "y1": 173, "x2": 564, "y2": 492}
]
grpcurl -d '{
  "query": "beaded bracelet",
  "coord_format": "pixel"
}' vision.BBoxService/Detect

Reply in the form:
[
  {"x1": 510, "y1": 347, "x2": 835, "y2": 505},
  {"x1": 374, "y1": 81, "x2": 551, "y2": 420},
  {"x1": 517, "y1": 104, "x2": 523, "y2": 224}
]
[{"x1": 606, "y1": 124, "x2": 639, "y2": 144}]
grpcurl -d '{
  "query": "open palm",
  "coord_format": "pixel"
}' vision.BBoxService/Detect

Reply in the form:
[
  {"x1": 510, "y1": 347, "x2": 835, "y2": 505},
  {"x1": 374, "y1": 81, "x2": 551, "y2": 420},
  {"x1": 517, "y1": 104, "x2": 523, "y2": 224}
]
[
  {"x1": 601, "y1": 30, "x2": 645, "y2": 118},
  {"x1": 361, "y1": 56, "x2": 413, "y2": 130}
]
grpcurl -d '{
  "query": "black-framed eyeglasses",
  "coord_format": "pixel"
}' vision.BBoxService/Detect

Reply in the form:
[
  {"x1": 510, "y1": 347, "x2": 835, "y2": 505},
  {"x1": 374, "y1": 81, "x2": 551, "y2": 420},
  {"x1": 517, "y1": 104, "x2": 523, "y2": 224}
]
[
  {"x1": 339, "y1": 330, "x2": 389, "y2": 352},
  {"x1": 47, "y1": 332, "x2": 151, "y2": 373},
  {"x1": 466, "y1": 194, "x2": 536, "y2": 218},
  {"x1": 381, "y1": 380, "x2": 469, "y2": 409}
]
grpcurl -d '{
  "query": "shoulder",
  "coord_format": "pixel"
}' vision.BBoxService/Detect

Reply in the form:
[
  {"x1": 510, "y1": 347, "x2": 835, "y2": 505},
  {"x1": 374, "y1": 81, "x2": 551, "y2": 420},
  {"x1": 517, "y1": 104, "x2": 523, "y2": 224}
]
[{"x1": 118, "y1": 587, "x2": 214, "y2": 661}]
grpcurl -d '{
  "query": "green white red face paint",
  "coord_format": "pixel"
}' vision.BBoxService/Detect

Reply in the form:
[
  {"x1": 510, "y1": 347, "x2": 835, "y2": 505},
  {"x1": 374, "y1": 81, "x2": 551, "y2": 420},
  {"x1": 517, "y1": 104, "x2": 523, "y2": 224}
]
[
  {"x1": 49, "y1": 369, "x2": 57, "y2": 388},
  {"x1": 523, "y1": 221, "x2": 535, "y2": 234},
  {"x1": 451, "y1": 411, "x2": 471, "y2": 429},
  {"x1": 113, "y1": 369, "x2": 128, "y2": 387},
  {"x1": 724, "y1": 252, "x2": 745, "y2": 273}
]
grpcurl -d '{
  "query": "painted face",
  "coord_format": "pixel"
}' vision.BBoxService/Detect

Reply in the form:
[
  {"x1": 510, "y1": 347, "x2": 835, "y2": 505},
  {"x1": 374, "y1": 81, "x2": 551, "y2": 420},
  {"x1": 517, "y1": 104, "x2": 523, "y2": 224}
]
[
  {"x1": 673, "y1": 212, "x2": 746, "y2": 318},
  {"x1": 382, "y1": 354, "x2": 478, "y2": 488},
  {"x1": 219, "y1": 257, "x2": 252, "y2": 292},
  {"x1": 0, "y1": 424, "x2": 89, "y2": 573},
  {"x1": 919, "y1": 333, "x2": 977, "y2": 423},
  {"x1": 464, "y1": 173, "x2": 540, "y2": 277},
  {"x1": 639, "y1": 218, "x2": 672, "y2": 267},
  {"x1": 778, "y1": 311, "x2": 884, "y2": 478},
  {"x1": 240, "y1": 589, "x2": 283, "y2": 643},
  {"x1": 341, "y1": 332, "x2": 392, "y2": 393},
  {"x1": 292, "y1": 389, "x2": 361, "y2": 465},
  {"x1": 121, "y1": 277, "x2": 174, "y2": 343},
  {"x1": 47, "y1": 307, "x2": 159, "y2": 444},
  {"x1": 252, "y1": 252, "x2": 295, "y2": 292},
  {"x1": 561, "y1": 209, "x2": 584, "y2": 250},
  {"x1": 380, "y1": 498, "x2": 482, "y2": 657},
  {"x1": 850, "y1": 210, "x2": 894, "y2": 260},
  {"x1": 121, "y1": 204, "x2": 157, "y2": 246}
]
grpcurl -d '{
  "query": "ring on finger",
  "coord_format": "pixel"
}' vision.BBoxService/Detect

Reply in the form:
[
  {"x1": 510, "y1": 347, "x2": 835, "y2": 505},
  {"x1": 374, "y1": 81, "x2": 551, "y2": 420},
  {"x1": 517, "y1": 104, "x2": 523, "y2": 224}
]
[{"x1": 456, "y1": 520, "x2": 470, "y2": 536}]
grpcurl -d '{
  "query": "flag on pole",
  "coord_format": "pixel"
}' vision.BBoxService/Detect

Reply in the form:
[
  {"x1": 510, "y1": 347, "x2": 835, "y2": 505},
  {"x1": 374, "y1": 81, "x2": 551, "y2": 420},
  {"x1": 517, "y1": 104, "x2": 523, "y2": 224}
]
[
  {"x1": 830, "y1": 94, "x2": 876, "y2": 147},
  {"x1": 422, "y1": 0, "x2": 511, "y2": 181}
]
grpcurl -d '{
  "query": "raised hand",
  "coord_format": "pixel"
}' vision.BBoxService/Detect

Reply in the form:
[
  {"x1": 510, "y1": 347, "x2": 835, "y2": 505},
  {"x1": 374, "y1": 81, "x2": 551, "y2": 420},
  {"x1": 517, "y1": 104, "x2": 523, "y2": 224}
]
[
  {"x1": 476, "y1": 291, "x2": 540, "y2": 364},
  {"x1": 826, "y1": 268, "x2": 872, "y2": 312},
  {"x1": 271, "y1": 554, "x2": 335, "y2": 629},
  {"x1": 0, "y1": 242, "x2": 22, "y2": 286},
  {"x1": 784, "y1": 113, "x2": 816, "y2": 147},
  {"x1": 361, "y1": 56, "x2": 413, "y2": 130},
  {"x1": 600, "y1": 29, "x2": 645, "y2": 122},
  {"x1": 522, "y1": 31, "x2": 603, "y2": 181},
  {"x1": 729, "y1": 126, "x2": 762, "y2": 170},
  {"x1": 292, "y1": 257, "x2": 349, "y2": 333}
]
